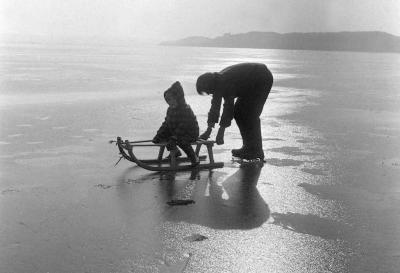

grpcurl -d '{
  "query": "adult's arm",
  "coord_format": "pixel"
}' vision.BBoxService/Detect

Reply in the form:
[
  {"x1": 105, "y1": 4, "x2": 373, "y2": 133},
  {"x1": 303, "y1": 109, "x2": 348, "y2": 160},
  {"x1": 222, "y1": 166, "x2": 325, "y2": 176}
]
[
  {"x1": 207, "y1": 94, "x2": 222, "y2": 127},
  {"x1": 212, "y1": 96, "x2": 234, "y2": 145},
  {"x1": 219, "y1": 96, "x2": 235, "y2": 128},
  {"x1": 200, "y1": 95, "x2": 222, "y2": 140}
]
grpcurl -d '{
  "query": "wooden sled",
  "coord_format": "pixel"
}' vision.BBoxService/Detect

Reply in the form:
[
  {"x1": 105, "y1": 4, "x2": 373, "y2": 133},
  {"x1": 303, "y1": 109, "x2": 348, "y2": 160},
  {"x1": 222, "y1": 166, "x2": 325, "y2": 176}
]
[{"x1": 115, "y1": 137, "x2": 224, "y2": 172}]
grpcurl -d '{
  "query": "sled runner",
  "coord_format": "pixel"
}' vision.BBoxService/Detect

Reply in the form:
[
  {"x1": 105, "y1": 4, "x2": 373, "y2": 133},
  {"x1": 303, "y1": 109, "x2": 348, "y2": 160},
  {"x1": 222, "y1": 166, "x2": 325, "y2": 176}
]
[{"x1": 115, "y1": 137, "x2": 224, "y2": 171}]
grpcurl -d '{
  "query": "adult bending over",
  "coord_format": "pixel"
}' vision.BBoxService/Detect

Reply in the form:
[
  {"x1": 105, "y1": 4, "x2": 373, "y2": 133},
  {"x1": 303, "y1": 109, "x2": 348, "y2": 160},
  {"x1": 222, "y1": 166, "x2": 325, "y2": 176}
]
[{"x1": 196, "y1": 63, "x2": 273, "y2": 160}]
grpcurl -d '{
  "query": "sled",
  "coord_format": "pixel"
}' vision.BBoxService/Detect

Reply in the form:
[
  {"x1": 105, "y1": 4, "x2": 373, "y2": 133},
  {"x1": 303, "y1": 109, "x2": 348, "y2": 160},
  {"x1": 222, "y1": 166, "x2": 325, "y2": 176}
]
[{"x1": 115, "y1": 137, "x2": 224, "y2": 172}]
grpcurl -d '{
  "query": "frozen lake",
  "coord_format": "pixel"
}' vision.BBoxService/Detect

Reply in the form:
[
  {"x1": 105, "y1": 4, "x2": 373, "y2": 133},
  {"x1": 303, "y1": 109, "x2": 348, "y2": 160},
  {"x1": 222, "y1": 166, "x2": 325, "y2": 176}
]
[{"x1": 1, "y1": 41, "x2": 399, "y2": 272}]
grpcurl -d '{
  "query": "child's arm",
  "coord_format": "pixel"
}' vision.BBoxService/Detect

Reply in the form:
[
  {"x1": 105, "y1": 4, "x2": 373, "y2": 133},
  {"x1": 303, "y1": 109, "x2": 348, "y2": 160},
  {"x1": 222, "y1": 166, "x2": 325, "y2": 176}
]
[{"x1": 153, "y1": 118, "x2": 170, "y2": 143}]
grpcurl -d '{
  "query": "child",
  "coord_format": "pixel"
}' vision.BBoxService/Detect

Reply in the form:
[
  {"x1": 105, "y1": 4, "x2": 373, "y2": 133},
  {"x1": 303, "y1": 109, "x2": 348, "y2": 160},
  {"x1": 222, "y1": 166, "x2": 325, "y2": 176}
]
[{"x1": 152, "y1": 81, "x2": 200, "y2": 166}]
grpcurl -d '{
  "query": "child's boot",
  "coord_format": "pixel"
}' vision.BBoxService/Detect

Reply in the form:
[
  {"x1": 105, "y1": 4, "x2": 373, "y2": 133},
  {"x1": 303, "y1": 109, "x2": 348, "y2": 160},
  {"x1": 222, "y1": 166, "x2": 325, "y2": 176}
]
[{"x1": 165, "y1": 149, "x2": 182, "y2": 159}]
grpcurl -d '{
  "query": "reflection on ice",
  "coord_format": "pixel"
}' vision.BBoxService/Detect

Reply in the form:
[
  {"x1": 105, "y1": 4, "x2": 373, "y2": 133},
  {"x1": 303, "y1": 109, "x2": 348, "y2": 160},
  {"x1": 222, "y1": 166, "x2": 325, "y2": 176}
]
[{"x1": 151, "y1": 165, "x2": 270, "y2": 230}]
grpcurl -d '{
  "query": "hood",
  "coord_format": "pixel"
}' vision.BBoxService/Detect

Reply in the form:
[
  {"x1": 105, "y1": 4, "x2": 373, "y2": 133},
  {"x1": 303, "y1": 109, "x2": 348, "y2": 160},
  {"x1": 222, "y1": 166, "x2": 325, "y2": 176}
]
[{"x1": 164, "y1": 81, "x2": 186, "y2": 105}]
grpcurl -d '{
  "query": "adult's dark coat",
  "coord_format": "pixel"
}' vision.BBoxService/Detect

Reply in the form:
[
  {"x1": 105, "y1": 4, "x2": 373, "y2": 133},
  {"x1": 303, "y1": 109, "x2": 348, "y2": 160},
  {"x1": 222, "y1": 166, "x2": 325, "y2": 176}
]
[{"x1": 206, "y1": 63, "x2": 273, "y2": 157}]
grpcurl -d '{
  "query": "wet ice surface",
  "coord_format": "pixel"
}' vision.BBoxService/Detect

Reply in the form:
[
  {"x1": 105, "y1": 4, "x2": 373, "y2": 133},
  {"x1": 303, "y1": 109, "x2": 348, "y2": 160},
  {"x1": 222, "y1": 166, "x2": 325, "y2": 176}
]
[
  {"x1": 1, "y1": 91, "x2": 399, "y2": 273},
  {"x1": 1, "y1": 47, "x2": 400, "y2": 272}
]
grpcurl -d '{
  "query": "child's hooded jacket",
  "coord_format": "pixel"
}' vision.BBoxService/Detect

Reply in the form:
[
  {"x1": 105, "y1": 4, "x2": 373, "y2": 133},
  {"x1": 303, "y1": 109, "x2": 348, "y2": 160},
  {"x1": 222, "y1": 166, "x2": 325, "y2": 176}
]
[{"x1": 154, "y1": 81, "x2": 199, "y2": 144}]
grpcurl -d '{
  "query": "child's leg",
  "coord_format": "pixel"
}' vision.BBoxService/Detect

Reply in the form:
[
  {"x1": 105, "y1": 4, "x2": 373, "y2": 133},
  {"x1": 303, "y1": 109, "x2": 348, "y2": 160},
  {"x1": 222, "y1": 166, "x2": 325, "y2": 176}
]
[
  {"x1": 166, "y1": 149, "x2": 182, "y2": 158},
  {"x1": 178, "y1": 142, "x2": 199, "y2": 166},
  {"x1": 165, "y1": 138, "x2": 182, "y2": 158}
]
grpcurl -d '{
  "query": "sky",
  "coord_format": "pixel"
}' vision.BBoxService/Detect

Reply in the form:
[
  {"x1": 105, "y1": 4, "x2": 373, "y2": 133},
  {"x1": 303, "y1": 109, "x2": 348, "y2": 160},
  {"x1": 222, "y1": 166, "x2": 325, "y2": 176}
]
[{"x1": 1, "y1": 0, "x2": 400, "y2": 42}]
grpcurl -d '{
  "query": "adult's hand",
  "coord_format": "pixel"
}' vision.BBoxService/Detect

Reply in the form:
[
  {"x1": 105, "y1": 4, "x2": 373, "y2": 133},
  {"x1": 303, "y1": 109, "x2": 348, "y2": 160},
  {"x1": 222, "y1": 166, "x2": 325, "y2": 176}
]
[
  {"x1": 216, "y1": 126, "x2": 225, "y2": 145},
  {"x1": 199, "y1": 127, "x2": 212, "y2": 140}
]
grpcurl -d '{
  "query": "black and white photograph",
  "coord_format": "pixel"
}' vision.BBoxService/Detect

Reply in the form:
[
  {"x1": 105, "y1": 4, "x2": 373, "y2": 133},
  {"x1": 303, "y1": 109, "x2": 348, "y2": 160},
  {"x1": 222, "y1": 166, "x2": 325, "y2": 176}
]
[{"x1": 1, "y1": 1, "x2": 399, "y2": 272}]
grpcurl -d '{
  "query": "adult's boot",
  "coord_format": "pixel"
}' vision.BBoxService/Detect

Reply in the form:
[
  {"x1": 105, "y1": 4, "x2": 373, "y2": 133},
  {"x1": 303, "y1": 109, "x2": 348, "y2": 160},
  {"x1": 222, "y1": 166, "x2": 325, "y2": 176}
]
[
  {"x1": 231, "y1": 129, "x2": 251, "y2": 158},
  {"x1": 240, "y1": 149, "x2": 265, "y2": 160},
  {"x1": 231, "y1": 146, "x2": 245, "y2": 158}
]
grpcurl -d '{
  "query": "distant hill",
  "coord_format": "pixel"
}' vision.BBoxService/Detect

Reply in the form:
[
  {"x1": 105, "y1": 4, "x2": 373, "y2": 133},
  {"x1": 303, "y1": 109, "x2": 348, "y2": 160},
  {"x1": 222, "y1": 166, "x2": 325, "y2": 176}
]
[{"x1": 160, "y1": 31, "x2": 400, "y2": 53}]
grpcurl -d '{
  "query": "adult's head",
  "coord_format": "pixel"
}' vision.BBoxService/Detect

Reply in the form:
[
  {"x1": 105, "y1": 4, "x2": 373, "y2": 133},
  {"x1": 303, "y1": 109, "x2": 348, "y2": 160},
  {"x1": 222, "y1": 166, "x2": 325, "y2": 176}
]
[{"x1": 196, "y1": 72, "x2": 219, "y2": 95}]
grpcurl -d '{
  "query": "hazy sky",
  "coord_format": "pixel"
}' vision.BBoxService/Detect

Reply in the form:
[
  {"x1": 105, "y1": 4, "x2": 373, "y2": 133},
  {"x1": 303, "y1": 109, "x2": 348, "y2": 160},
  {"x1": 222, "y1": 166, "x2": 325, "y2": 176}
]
[{"x1": 1, "y1": 0, "x2": 399, "y2": 41}]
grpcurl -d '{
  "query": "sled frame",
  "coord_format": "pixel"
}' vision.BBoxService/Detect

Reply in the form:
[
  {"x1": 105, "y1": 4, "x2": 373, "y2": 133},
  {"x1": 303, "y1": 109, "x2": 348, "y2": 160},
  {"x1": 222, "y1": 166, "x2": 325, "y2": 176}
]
[{"x1": 116, "y1": 137, "x2": 224, "y2": 172}]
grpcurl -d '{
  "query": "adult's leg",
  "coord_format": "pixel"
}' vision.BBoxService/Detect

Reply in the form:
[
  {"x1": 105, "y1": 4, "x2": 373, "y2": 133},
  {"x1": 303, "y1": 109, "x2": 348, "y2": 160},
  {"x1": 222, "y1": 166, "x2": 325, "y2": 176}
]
[
  {"x1": 233, "y1": 66, "x2": 273, "y2": 159},
  {"x1": 233, "y1": 97, "x2": 250, "y2": 151},
  {"x1": 245, "y1": 67, "x2": 273, "y2": 159},
  {"x1": 235, "y1": 89, "x2": 271, "y2": 158},
  {"x1": 232, "y1": 96, "x2": 265, "y2": 158},
  {"x1": 241, "y1": 95, "x2": 267, "y2": 159}
]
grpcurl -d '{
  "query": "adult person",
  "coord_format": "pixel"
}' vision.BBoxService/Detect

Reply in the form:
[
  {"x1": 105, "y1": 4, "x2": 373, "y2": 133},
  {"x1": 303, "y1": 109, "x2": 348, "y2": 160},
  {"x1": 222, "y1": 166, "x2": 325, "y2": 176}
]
[{"x1": 196, "y1": 63, "x2": 273, "y2": 160}]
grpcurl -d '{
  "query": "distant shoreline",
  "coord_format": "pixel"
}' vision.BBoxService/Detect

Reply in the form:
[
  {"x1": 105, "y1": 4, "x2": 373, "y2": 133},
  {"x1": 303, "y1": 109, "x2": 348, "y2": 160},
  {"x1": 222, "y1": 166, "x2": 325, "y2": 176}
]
[{"x1": 160, "y1": 31, "x2": 400, "y2": 54}]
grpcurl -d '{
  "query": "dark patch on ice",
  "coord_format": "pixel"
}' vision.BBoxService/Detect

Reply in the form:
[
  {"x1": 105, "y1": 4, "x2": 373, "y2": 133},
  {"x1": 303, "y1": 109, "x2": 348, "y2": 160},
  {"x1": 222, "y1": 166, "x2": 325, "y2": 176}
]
[
  {"x1": 261, "y1": 182, "x2": 273, "y2": 185},
  {"x1": 262, "y1": 138, "x2": 284, "y2": 141},
  {"x1": 298, "y1": 183, "x2": 381, "y2": 202},
  {"x1": 268, "y1": 146, "x2": 318, "y2": 156},
  {"x1": 301, "y1": 168, "x2": 326, "y2": 176},
  {"x1": 167, "y1": 199, "x2": 195, "y2": 206},
  {"x1": 271, "y1": 212, "x2": 352, "y2": 240},
  {"x1": 95, "y1": 184, "x2": 113, "y2": 189},
  {"x1": 299, "y1": 183, "x2": 382, "y2": 203},
  {"x1": 1, "y1": 188, "x2": 20, "y2": 194},
  {"x1": 97, "y1": 178, "x2": 150, "y2": 189},
  {"x1": 184, "y1": 233, "x2": 208, "y2": 242},
  {"x1": 125, "y1": 178, "x2": 148, "y2": 184},
  {"x1": 265, "y1": 158, "x2": 304, "y2": 166},
  {"x1": 296, "y1": 139, "x2": 309, "y2": 143}
]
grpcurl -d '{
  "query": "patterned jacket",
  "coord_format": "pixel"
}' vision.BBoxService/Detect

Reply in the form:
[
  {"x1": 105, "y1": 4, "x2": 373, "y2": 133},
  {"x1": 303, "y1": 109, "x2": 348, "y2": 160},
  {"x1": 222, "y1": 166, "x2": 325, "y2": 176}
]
[{"x1": 154, "y1": 82, "x2": 199, "y2": 144}]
